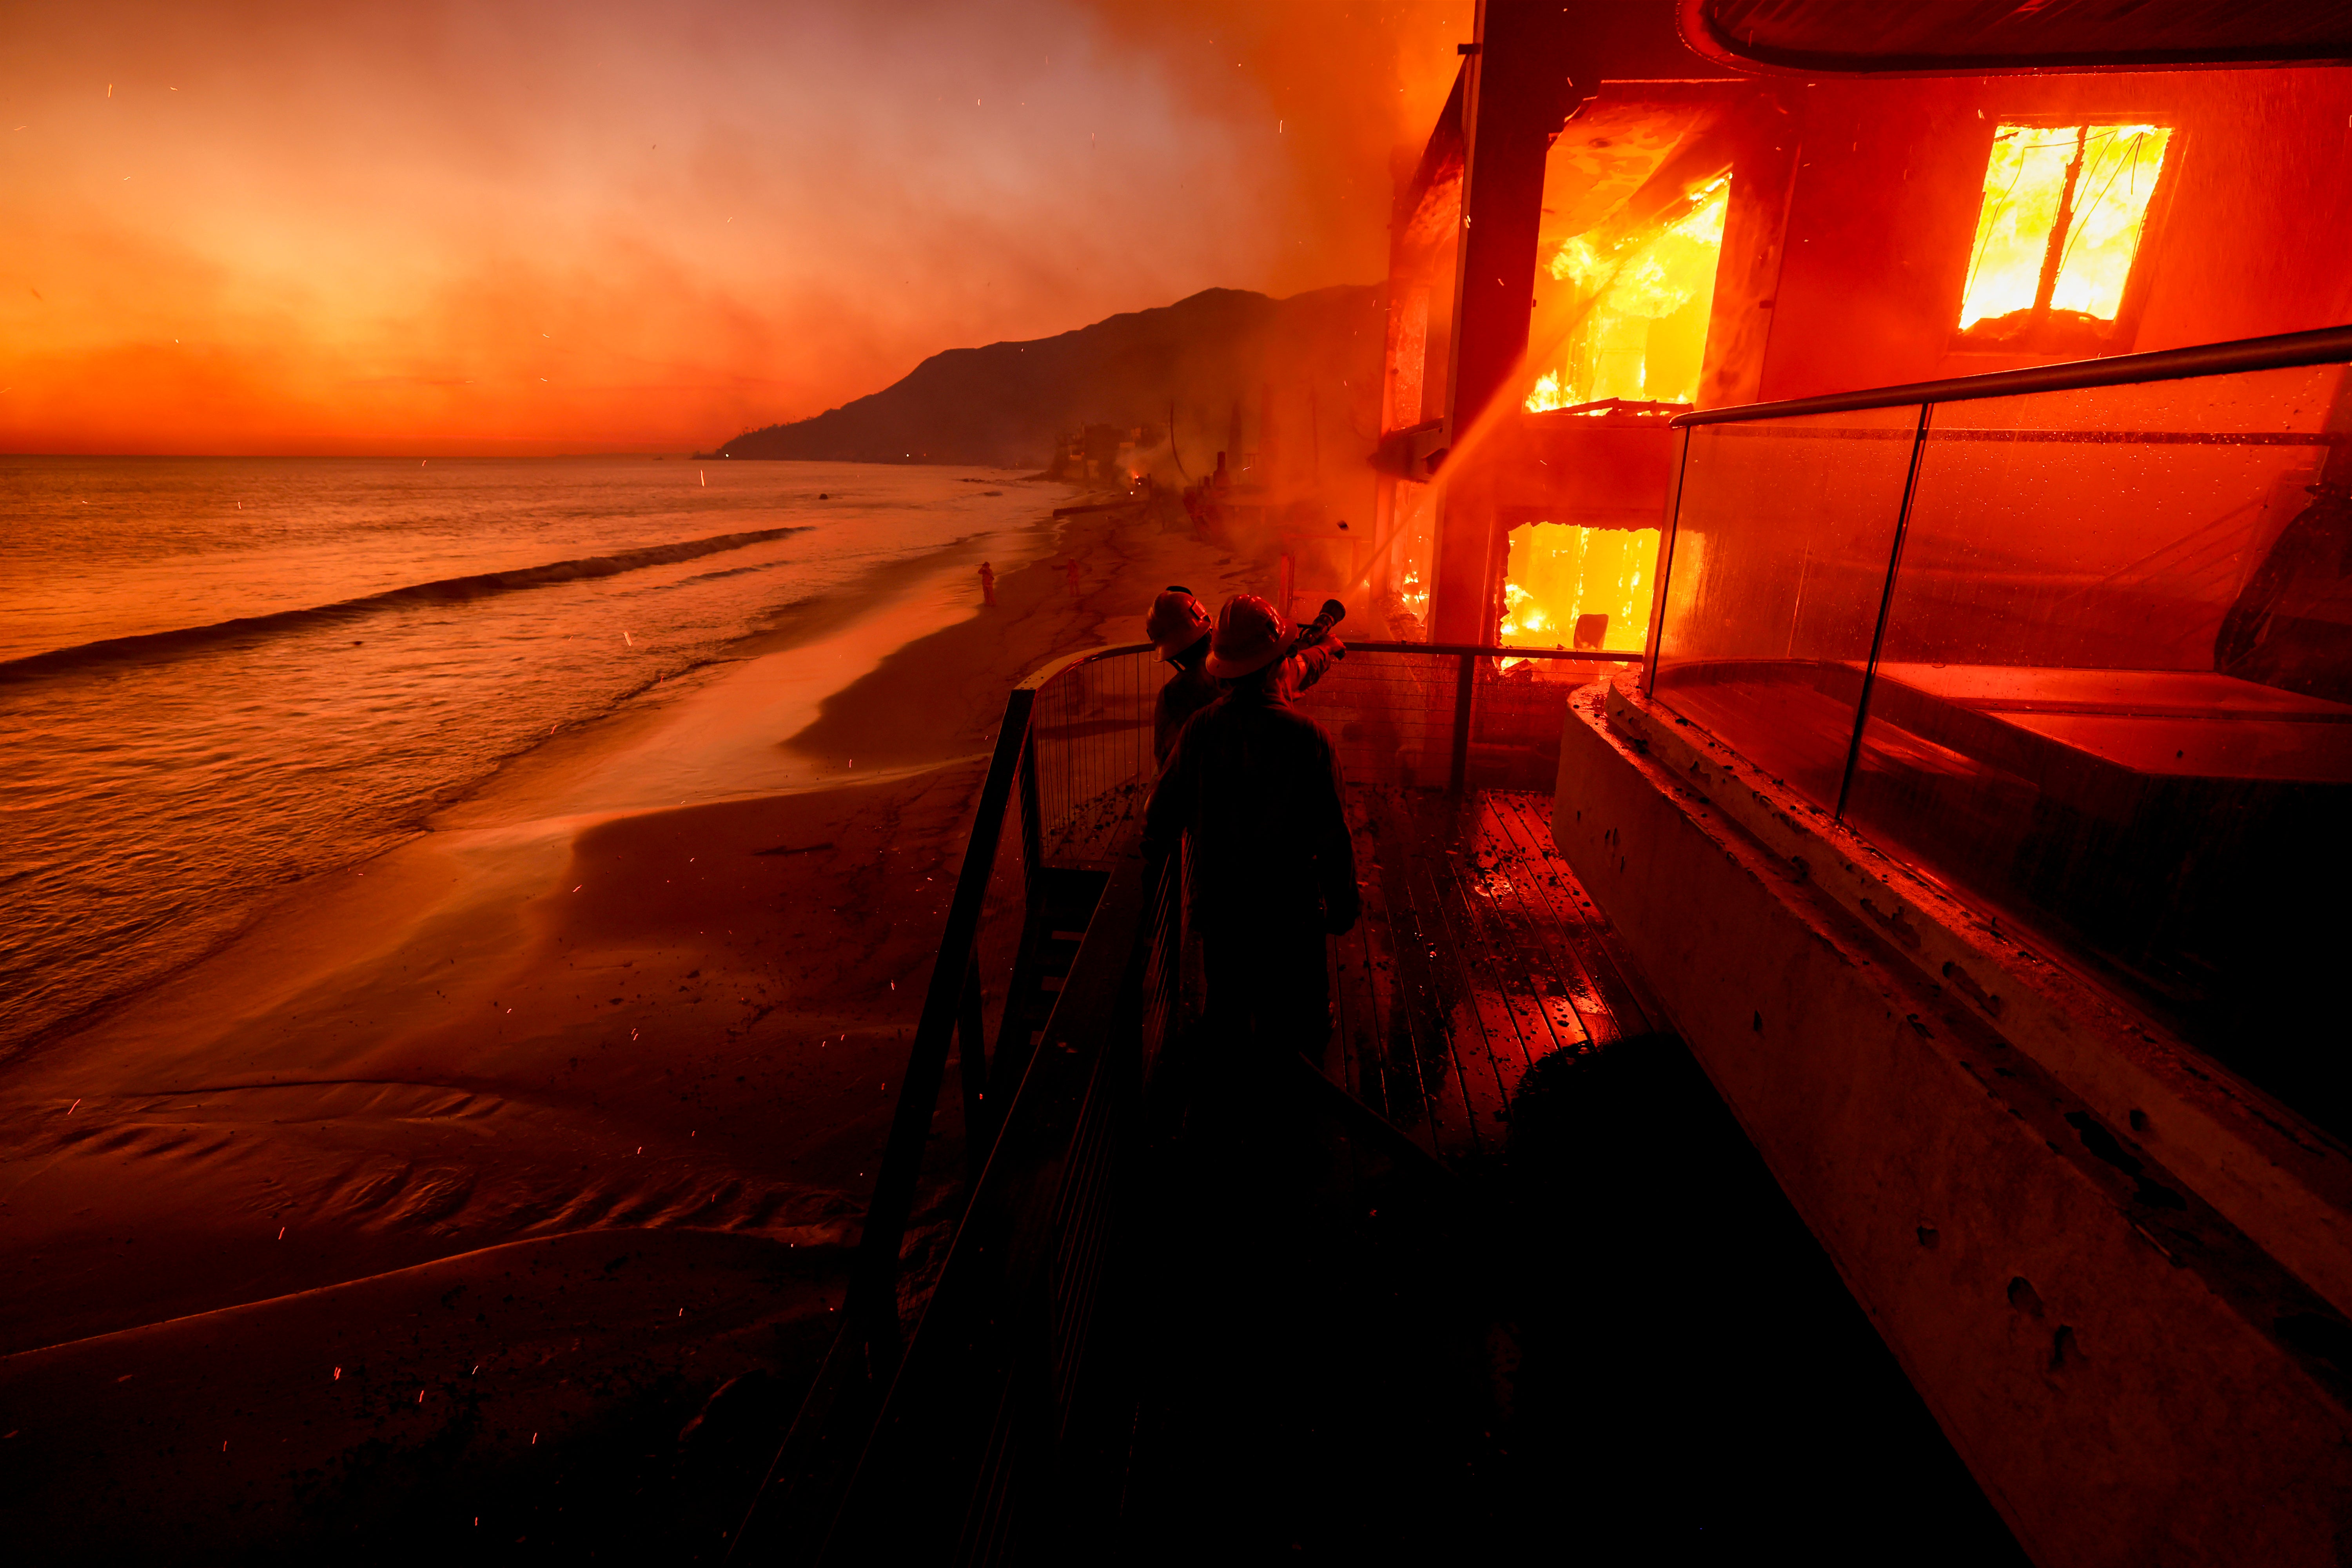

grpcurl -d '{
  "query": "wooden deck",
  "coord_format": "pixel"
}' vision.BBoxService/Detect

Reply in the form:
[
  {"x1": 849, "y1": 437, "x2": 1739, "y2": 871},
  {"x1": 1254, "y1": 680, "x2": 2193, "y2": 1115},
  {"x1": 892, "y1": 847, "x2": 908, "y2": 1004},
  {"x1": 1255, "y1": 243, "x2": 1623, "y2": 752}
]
[{"x1": 1326, "y1": 786, "x2": 1663, "y2": 1167}]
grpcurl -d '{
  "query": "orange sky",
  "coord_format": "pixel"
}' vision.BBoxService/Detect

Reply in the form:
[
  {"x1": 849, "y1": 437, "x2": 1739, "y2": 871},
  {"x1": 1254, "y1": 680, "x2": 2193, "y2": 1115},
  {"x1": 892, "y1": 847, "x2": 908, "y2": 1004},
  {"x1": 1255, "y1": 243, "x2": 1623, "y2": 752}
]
[{"x1": 2, "y1": 1, "x2": 1465, "y2": 454}]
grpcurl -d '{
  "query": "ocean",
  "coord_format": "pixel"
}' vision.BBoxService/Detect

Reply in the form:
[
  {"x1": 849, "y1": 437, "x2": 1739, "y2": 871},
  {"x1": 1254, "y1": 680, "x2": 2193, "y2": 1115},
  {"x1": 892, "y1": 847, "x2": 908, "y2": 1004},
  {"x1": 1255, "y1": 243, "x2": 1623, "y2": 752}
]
[{"x1": 0, "y1": 456, "x2": 1056, "y2": 1054}]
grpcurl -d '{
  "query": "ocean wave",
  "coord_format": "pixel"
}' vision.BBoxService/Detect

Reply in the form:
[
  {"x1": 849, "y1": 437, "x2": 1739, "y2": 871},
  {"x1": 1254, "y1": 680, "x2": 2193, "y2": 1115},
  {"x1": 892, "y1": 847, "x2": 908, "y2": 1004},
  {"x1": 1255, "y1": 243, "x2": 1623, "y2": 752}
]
[{"x1": 0, "y1": 525, "x2": 813, "y2": 682}]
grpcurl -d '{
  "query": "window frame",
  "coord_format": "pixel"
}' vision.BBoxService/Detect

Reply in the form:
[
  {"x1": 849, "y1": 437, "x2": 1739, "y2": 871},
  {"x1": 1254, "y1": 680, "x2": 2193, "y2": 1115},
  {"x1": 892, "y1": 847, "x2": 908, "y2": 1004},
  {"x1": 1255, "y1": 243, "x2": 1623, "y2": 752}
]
[{"x1": 1948, "y1": 113, "x2": 2186, "y2": 359}]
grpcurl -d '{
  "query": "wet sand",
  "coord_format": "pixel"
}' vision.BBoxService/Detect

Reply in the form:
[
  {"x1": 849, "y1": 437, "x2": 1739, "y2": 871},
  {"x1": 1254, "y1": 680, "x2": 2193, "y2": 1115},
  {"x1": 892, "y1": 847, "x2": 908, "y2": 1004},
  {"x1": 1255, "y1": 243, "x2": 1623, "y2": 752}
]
[{"x1": 0, "y1": 493, "x2": 1260, "y2": 1559}]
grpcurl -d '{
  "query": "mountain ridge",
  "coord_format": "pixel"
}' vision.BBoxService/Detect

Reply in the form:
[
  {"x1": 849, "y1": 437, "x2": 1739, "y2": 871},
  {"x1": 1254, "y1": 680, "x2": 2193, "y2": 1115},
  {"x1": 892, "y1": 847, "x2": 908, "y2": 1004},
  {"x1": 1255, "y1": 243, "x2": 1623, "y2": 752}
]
[{"x1": 713, "y1": 284, "x2": 1383, "y2": 470}]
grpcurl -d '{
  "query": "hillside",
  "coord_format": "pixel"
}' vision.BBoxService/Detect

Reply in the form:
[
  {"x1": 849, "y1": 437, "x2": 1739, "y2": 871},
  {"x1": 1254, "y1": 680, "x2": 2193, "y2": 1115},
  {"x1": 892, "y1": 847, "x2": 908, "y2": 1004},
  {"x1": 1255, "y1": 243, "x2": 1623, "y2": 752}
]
[{"x1": 713, "y1": 285, "x2": 1383, "y2": 470}]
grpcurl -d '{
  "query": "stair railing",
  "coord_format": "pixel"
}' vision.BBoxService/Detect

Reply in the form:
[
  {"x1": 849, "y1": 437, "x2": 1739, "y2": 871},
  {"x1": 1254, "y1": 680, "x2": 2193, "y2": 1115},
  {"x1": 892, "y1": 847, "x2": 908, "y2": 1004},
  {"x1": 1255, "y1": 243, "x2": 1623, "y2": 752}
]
[{"x1": 731, "y1": 637, "x2": 1632, "y2": 1562}]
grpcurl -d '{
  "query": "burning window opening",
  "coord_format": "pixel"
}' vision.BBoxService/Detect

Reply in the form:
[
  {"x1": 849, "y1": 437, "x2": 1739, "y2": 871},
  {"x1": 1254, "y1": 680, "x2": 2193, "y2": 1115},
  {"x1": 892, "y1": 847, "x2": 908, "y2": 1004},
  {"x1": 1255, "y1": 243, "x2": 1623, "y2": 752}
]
[
  {"x1": 1390, "y1": 288, "x2": 1432, "y2": 430},
  {"x1": 1958, "y1": 123, "x2": 2171, "y2": 351},
  {"x1": 1498, "y1": 523, "x2": 1661, "y2": 657},
  {"x1": 1387, "y1": 479, "x2": 1436, "y2": 630},
  {"x1": 1525, "y1": 178, "x2": 1729, "y2": 414}
]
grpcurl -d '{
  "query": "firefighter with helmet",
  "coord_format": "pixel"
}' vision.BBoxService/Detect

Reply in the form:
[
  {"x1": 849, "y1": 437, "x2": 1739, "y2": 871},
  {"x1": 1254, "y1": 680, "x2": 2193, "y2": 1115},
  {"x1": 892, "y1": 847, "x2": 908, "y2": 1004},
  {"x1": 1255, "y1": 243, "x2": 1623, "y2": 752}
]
[
  {"x1": 1147, "y1": 586, "x2": 1219, "y2": 765},
  {"x1": 1145, "y1": 585, "x2": 1348, "y2": 764},
  {"x1": 1143, "y1": 593, "x2": 1360, "y2": 1063}
]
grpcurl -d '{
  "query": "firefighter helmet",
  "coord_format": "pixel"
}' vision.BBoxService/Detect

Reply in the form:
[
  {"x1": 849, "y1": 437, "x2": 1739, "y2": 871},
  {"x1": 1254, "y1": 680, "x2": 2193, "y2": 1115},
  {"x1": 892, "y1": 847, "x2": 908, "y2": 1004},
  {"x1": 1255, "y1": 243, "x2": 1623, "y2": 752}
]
[
  {"x1": 1145, "y1": 586, "x2": 1212, "y2": 661},
  {"x1": 1206, "y1": 593, "x2": 1290, "y2": 679}
]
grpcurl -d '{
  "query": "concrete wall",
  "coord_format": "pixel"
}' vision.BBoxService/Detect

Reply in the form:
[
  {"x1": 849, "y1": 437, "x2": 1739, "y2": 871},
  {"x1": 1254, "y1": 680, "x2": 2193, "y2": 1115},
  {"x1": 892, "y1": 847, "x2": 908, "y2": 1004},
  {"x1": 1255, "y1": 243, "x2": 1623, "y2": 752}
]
[{"x1": 1551, "y1": 678, "x2": 2352, "y2": 1566}]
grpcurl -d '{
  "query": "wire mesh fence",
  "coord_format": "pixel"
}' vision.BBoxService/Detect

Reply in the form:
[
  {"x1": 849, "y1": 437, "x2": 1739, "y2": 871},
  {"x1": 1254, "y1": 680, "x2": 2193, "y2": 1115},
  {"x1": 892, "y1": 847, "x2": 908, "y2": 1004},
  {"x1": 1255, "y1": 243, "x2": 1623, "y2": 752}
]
[
  {"x1": 1021, "y1": 641, "x2": 1633, "y2": 866},
  {"x1": 1027, "y1": 647, "x2": 1159, "y2": 865}
]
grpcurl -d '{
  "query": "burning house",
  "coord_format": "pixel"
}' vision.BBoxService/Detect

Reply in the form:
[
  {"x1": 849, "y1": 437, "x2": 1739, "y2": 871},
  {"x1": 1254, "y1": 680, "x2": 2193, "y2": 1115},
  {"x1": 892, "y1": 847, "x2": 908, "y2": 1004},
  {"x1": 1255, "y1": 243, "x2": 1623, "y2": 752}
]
[{"x1": 741, "y1": 6, "x2": 2352, "y2": 1565}]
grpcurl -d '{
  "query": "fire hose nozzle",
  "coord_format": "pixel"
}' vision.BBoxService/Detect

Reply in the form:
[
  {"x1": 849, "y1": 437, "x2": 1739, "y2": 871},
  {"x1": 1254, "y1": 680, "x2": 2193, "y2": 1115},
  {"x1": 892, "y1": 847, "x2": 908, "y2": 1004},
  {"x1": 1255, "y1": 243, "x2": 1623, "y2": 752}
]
[{"x1": 1294, "y1": 598, "x2": 1349, "y2": 653}]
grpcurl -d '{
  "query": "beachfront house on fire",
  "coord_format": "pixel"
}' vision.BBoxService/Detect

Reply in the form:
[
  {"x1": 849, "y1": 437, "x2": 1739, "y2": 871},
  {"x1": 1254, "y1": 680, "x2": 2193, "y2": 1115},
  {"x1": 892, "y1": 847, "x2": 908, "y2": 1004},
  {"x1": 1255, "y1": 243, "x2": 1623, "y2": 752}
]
[{"x1": 738, "y1": 6, "x2": 2352, "y2": 1564}]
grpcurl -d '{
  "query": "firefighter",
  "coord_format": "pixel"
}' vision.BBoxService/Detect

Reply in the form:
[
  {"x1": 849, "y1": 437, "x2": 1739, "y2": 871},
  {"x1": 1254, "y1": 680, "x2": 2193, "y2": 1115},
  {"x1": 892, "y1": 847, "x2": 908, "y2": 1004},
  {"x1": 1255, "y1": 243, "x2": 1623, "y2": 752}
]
[
  {"x1": 1277, "y1": 597, "x2": 1348, "y2": 705},
  {"x1": 1147, "y1": 585, "x2": 1218, "y2": 764},
  {"x1": 1143, "y1": 594, "x2": 1360, "y2": 1065},
  {"x1": 1149, "y1": 588, "x2": 1347, "y2": 764}
]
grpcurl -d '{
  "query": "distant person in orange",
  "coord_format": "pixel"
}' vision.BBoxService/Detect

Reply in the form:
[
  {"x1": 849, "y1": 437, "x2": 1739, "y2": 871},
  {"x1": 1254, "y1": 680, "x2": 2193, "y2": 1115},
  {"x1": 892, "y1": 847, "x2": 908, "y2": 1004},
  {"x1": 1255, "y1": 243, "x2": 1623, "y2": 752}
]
[
  {"x1": 1065, "y1": 559, "x2": 1083, "y2": 597},
  {"x1": 978, "y1": 561, "x2": 996, "y2": 607},
  {"x1": 1147, "y1": 586, "x2": 1216, "y2": 765},
  {"x1": 1144, "y1": 593, "x2": 1359, "y2": 1065}
]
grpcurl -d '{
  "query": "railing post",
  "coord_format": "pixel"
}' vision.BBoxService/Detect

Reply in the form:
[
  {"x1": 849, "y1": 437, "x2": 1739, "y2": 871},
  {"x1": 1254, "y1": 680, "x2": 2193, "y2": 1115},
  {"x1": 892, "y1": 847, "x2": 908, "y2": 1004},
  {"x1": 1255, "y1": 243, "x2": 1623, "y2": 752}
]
[
  {"x1": 1645, "y1": 426, "x2": 1692, "y2": 697},
  {"x1": 1447, "y1": 649, "x2": 1477, "y2": 795},
  {"x1": 956, "y1": 954, "x2": 991, "y2": 1187},
  {"x1": 1017, "y1": 725, "x2": 1043, "y2": 895},
  {"x1": 846, "y1": 684, "x2": 1036, "y2": 1372},
  {"x1": 1835, "y1": 401, "x2": 1935, "y2": 821}
]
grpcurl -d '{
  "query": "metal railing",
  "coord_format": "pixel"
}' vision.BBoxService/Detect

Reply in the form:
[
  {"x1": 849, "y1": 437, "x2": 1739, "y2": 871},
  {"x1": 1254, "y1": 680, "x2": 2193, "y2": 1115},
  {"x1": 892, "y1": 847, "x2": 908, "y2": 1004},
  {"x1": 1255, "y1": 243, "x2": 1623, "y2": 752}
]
[
  {"x1": 731, "y1": 636, "x2": 1621, "y2": 1561},
  {"x1": 1668, "y1": 322, "x2": 2352, "y2": 427},
  {"x1": 1025, "y1": 639, "x2": 1641, "y2": 858}
]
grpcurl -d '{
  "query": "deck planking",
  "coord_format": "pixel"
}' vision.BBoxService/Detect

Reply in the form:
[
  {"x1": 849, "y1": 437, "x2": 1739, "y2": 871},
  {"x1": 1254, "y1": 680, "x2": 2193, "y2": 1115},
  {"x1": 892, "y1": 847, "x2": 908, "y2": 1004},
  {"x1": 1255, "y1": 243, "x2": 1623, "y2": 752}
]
[{"x1": 1328, "y1": 787, "x2": 1657, "y2": 1169}]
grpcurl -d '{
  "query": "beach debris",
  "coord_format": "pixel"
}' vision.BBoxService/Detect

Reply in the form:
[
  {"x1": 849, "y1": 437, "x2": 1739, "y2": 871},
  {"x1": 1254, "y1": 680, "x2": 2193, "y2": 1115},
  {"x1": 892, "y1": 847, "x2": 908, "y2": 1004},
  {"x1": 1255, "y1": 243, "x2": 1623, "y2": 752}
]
[
  {"x1": 334, "y1": 1368, "x2": 341, "y2": 1380},
  {"x1": 277, "y1": 1226, "x2": 285, "y2": 1240},
  {"x1": 66, "y1": 1098, "x2": 79, "y2": 1115}
]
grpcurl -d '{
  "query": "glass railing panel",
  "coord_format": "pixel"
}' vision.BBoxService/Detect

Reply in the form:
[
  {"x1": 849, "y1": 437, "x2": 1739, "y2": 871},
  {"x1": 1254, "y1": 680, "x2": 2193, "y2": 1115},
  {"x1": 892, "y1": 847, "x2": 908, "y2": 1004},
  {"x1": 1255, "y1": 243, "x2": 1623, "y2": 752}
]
[
  {"x1": 1652, "y1": 404, "x2": 1924, "y2": 811},
  {"x1": 1842, "y1": 361, "x2": 2352, "y2": 1134}
]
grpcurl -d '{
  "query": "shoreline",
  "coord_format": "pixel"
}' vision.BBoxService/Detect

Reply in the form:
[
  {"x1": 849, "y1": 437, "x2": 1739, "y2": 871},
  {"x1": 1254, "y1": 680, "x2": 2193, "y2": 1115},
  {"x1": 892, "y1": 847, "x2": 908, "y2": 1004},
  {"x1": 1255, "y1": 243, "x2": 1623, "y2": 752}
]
[
  {"x1": 0, "y1": 486, "x2": 1264, "y2": 1559},
  {"x1": 2, "y1": 497, "x2": 1051, "y2": 1069}
]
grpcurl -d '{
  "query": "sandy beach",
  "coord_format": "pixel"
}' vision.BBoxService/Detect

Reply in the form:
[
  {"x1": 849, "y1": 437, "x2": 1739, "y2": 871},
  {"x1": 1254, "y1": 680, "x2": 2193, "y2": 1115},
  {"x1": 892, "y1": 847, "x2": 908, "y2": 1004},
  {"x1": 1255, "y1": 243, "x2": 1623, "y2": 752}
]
[{"x1": 0, "y1": 490, "x2": 1259, "y2": 1560}]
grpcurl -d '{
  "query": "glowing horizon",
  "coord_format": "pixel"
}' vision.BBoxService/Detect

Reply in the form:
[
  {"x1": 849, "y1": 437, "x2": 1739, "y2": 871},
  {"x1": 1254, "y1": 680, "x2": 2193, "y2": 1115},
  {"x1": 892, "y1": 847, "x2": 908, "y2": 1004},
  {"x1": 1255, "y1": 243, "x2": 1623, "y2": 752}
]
[{"x1": 2, "y1": 1, "x2": 1463, "y2": 456}]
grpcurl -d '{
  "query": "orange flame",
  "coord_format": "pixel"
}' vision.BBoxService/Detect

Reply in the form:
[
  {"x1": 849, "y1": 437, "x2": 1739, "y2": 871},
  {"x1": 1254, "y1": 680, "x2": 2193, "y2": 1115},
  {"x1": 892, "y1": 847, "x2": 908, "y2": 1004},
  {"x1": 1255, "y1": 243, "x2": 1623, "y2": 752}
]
[
  {"x1": 1526, "y1": 179, "x2": 1728, "y2": 412},
  {"x1": 1499, "y1": 523, "x2": 1660, "y2": 652},
  {"x1": 1960, "y1": 123, "x2": 2169, "y2": 336}
]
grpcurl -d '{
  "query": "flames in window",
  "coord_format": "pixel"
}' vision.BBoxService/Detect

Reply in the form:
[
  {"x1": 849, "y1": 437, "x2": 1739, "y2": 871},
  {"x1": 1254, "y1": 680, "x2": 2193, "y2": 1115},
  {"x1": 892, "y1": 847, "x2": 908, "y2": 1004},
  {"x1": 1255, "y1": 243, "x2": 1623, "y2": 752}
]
[
  {"x1": 1499, "y1": 523, "x2": 1660, "y2": 652},
  {"x1": 1525, "y1": 179, "x2": 1728, "y2": 413},
  {"x1": 1959, "y1": 123, "x2": 2170, "y2": 350}
]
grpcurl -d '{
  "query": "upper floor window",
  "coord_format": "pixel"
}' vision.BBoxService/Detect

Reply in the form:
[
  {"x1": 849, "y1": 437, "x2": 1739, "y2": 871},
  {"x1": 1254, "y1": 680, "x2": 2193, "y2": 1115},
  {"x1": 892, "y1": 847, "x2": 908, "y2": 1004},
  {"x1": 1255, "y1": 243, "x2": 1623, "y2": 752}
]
[
  {"x1": 1958, "y1": 123, "x2": 2171, "y2": 353},
  {"x1": 1526, "y1": 176, "x2": 1729, "y2": 412}
]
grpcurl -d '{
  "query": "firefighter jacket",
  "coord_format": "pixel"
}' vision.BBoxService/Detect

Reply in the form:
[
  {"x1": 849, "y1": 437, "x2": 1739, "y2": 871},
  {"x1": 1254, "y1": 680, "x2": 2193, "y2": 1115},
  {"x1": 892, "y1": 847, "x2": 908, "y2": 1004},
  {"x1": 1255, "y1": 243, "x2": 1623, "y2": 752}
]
[
  {"x1": 1142, "y1": 680, "x2": 1359, "y2": 937},
  {"x1": 1152, "y1": 634, "x2": 1345, "y2": 766},
  {"x1": 1154, "y1": 661, "x2": 1222, "y2": 766}
]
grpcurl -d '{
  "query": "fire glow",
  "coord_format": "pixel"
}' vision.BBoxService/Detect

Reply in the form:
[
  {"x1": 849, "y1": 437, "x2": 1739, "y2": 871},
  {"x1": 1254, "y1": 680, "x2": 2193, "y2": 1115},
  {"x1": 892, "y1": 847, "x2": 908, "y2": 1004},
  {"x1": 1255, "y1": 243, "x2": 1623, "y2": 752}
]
[
  {"x1": 1498, "y1": 523, "x2": 1660, "y2": 652},
  {"x1": 1959, "y1": 123, "x2": 2170, "y2": 343},
  {"x1": 1526, "y1": 179, "x2": 1728, "y2": 413}
]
